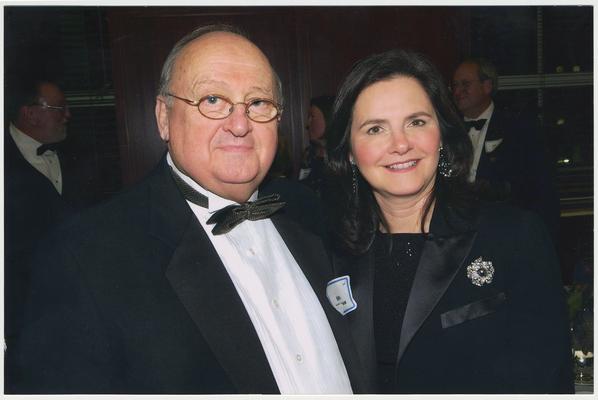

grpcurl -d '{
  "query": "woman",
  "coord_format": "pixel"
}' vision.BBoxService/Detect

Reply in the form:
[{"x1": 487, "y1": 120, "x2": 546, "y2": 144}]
[
  {"x1": 299, "y1": 95, "x2": 335, "y2": 195},
  {"x1": 324, "y1": 49, "x2": 573, "y2": 394}
]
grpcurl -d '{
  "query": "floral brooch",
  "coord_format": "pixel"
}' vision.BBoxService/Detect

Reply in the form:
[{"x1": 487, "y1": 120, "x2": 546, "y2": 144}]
[{"x1": 466, "y1": 257, "x2": 495, "y2": 286}]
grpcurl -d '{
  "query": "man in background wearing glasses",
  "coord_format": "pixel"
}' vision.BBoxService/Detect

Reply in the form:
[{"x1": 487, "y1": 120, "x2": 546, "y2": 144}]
[
  {"x1": 7, "y1": 25, "x2": 365, "y2": 394},
  {"x1": 4, "y1": 78, "x2": 74, "y2": 355},
  {"x1": 451, "y1": 58, "x2": 559, "y2": 242}
]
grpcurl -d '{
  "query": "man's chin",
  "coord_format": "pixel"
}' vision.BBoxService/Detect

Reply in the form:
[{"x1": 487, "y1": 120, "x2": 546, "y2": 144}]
[{"x1": 54, "y1": 128, "x2": 68, "y2": 142}]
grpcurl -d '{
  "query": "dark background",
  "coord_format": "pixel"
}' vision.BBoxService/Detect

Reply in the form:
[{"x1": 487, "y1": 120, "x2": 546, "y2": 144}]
[{"x1": 4, "y1": 5, "x2": 593, "y2": 284}]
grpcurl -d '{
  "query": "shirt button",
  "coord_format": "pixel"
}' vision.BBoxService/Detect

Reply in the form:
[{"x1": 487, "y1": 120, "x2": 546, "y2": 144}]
[
  {"x1": 296, "y1": 354, "x2": 303, "y2": 363},
  {"x1": 246, "y1": 248, "x2": 255, "y2": 256},
  {"x1": 272, "y1": 299, "x2": 279, "y2": 309}
]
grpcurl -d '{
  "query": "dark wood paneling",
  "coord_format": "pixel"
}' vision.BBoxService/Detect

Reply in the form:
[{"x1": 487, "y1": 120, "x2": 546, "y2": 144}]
[{"x1": 107, "y1": 6, "x2": 467, "y2": 185}]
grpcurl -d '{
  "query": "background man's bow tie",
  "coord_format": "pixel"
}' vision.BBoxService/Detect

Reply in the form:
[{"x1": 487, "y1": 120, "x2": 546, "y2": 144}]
[
  {"x1": 170, "y1": 167, "x2": 286, "y2": 235},
  {"x1": 37, "y1": 142, "x2": 60, "y2": 156},
  {"x1": 465, "y1": 119, "x2": 487, "y2": 131}
]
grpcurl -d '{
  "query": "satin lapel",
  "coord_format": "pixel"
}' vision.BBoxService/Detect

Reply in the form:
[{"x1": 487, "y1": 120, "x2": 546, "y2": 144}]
[
  {"x1": 149, "y1": 161, "x2": 278, "y2": 394},
  {"x1": 334, "y1": 250, "x2": 377, "y2": 392},
  {"x1": 396, "y1": 230, "x2": 477, "y2": 364},
  {"x1": 164, "y1": 222, "x2": 278, "y2": 393},
  {"x1": 271, "y1": 215, "x2": 371, "y2": 393}
]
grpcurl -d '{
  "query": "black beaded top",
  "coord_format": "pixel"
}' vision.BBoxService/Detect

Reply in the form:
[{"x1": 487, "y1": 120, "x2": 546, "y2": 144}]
[{"x1": 373, "y1": 230, "x2": 426, "y2": 393}]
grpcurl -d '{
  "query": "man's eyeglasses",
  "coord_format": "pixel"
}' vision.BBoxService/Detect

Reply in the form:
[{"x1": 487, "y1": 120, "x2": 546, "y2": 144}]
[
  {"x1": 450, "y1": 80, "x2": 475, "y2": 92},
  {"x1": 167, "y1": 93, "x2": 282, "y2": 123},
  {"x1": 31, "y1": 102, "x2": 68, "y2": 113}
]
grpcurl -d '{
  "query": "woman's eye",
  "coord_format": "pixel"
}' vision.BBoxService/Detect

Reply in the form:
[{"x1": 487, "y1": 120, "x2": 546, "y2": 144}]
[
  {"x1": 410, "y1": 119, "x2": 426, "y2": 127},
  {"x1": 366, "y1": 126, "x2": 382, "y2": 135}
]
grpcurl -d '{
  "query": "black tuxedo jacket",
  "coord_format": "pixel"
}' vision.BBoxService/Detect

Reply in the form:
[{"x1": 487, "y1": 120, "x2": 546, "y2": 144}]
[
  {"x1": 6, "y1": 159, "x2": 368, "y2": 394},
  {"x1": 4, "y1": 131, "x2": 73, "y2": 341},
  {"x1": 332, "y1": 201, "x2": 573, "y2": 394},
  {"x1": 474, "y1": 107, "x2": 560, "y2": 239}
]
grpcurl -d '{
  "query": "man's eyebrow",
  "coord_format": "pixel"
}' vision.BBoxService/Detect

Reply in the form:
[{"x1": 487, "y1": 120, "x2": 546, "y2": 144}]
[
  {"x1": 190, "y1": 81, "x2": 272, "y2": 97},
  {"x1": 245, "y1": 86, "x2": 273, "y2": 98},
  {"x1": 192, "y1": 79, "x2": 227, "y2": 91}
]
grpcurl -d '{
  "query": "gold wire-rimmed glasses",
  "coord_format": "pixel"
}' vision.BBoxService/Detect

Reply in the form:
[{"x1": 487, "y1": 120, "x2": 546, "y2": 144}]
[
  {"x1": 31, "y1": 101, "x2": 68, "y2": 113},
  {"x1": 167, "y1": 93, "x2": 282, "y2": 123}
]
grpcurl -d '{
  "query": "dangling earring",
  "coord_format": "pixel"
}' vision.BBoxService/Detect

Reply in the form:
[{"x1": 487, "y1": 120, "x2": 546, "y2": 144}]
[
  {"x1": 438, "y1": 145, "x2": 453, "y2": 178},
  {"x1": 350, "y1": 159, "x2": 358, "y2": 195}
]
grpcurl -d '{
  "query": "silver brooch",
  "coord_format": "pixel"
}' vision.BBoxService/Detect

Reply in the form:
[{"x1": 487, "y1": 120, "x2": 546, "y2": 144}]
[{"x1": 466, "y1": 257, "x2": 495, "y2": 286}]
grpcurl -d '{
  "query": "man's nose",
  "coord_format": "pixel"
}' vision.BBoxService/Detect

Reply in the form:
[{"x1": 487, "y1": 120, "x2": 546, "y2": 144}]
[
  {"x1": 223, "y1": 104, "x2": 251, "y2": 137},
  {"x1": 63, "y1": 106, "x2": 71, "y2": 121},
  {"x1": 452, "y1": 85, "x2": 463, "y2": 97}
]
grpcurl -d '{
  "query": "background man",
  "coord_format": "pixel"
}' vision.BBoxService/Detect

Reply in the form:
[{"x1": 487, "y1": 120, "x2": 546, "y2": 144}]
[
  {"x1": 4, "y1": 77, "x2": 74, "y2": 344},
  {"x1": 7, "y1": 25, "x2": 365, "y2": 394},
  {"x1": 451, "y1": 57, "x2": 560, "y2": 240}
]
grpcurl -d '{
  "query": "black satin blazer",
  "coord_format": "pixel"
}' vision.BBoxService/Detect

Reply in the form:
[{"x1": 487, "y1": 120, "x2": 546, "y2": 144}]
[{"x1": 331, "y1": 201, "x2": 573, "y2": 394}]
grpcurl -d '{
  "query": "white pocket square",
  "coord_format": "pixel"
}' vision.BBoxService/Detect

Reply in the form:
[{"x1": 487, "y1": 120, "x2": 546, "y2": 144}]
[{"x1": 484, "y1": 138, "x2": 503, "y2": 153}]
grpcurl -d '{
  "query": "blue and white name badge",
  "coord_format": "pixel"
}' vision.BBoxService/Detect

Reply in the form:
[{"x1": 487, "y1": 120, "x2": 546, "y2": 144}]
[{"x1": 326, "y1": 275, "x2": 357, "y2": 316}]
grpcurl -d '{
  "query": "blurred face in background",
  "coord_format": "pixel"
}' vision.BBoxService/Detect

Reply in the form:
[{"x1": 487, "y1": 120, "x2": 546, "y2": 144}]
[
  {"x1": 30, "y1": 82, "x2": 70, "y2": 143},
  {"x1": 350, "y1": 76, "x2": 441, "y2": 205},
  {"x1": 307, "y1": 105, "x2": 326, "y2": 141},
  {"x1": 451, "y1": 62, "x2": 492, "y2": 119}
]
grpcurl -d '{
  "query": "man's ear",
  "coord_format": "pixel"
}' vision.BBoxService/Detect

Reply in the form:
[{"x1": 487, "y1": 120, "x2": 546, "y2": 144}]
[
  {"x1": 21, "y1": 105, "x2": 39, "y2": 126},
  {"x1": 155, "y1": 97, "x2": 170, "y2": 142}
]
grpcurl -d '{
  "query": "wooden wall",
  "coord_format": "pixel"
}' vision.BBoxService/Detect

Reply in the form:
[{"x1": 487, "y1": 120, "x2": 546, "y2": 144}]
[{"x1": 107, "y1": 6, "x2": 469, "y2": 185}]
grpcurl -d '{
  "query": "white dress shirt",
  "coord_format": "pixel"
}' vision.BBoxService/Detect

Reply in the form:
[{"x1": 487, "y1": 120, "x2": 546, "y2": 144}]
[
  {"x1": 464, "y1": 102, "x2": 494, "y2": 183},
  {"x1": 9, "y1": 123, "x2": 63, "y2": 194},
  {"x1": 167, "y1": 154, "x2": 352, "y2": 394}
]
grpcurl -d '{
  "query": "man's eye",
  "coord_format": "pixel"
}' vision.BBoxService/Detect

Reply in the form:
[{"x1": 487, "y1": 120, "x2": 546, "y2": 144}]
[{"x1": 206, "y1": 95, "x2": 221, "y2": 105}]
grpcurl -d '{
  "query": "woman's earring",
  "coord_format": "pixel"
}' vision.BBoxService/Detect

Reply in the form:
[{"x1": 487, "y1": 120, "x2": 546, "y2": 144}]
[
  {"x1": 438, "y1": 145, "x2": 453, "y2": 178},
  {"x1": 350, "y1": 159, "x2": 358, "y2": 195}
]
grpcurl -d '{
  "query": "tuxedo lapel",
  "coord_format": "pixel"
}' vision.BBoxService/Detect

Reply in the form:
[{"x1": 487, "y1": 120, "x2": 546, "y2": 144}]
[
  {"x1": 397, "y1": 204, "x2": 478, "y2": 365},
  {"x1": 164, "y1": 222, "x2": 278, "y2": 393},
  {"x1": 338, "y1": 251, "x2": 377, "y2": 391},
  {"x1": 149, "y1": 161, "x2": 278, "y2": 394}
]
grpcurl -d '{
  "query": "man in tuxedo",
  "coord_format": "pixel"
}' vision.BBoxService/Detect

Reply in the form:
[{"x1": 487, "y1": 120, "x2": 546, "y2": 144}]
[
  {"x1": 7, "y1": 25, "x2": 365, "y2": 394},
  {"x1": 4, "y1": 78, "x2": 74, "y2": 346},
  {"x1": 451, "y1": 58, "x2": 560, "y2": 240}
]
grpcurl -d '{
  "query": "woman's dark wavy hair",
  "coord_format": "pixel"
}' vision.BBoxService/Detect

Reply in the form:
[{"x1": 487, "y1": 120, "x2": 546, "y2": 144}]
[{"x1": 325, "y1": 49, "x2": 473, "y2": 255}]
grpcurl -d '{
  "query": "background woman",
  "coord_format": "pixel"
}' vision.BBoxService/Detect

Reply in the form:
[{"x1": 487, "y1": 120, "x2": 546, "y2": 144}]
[
  {"x1": 325, "y1": 49, "x2": 573, "y2": 394},
  {"x1": 299, "y1": 95, "x2": 335, "y2": 195}
]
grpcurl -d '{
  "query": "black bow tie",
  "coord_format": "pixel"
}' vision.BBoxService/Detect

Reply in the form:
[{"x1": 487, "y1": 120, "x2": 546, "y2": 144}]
[
  {"x1": 206, "y1": 195, "x2": 286, "y2": 235},
  {"x1": 36, "y1": 142, "x2": 60, "y2": 156},
  {"x1": 169, "y1": 167, "x2": 285, "y2": 235},
  {"x1": 465, "y1": 119, "x2": 487, "y2": 131}
]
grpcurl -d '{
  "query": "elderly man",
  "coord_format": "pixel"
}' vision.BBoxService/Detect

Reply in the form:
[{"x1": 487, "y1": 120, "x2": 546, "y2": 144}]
[
  {"x1": 452, "y1": 58, "x2": 560, "y2": 241},
  {"x1": 7, "y1": 25, "x2": 365, "y2": 394}
]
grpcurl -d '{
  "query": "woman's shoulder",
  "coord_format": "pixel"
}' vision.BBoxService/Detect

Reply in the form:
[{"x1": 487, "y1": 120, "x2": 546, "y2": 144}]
[{"x1": 475, "y1": 202, "x2": 549, "y2": 237}]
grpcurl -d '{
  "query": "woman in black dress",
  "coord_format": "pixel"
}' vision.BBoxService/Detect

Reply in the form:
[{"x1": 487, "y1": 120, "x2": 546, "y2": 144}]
[{"x1": 324, "y1": 49, "x2": 573, "y2": 394}]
